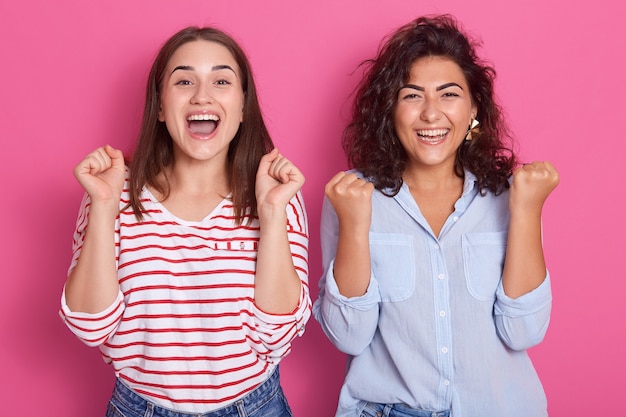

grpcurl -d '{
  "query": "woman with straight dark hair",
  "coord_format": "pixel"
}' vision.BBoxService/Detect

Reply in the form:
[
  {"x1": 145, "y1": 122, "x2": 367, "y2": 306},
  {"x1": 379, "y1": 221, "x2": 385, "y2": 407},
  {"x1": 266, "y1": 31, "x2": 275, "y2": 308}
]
[
  {"x1": 314, "y1": 15, "x2": 559, "y2": 417},
  {"x1": 60, "y1": 26, "x2": 310, "y2": 417}
]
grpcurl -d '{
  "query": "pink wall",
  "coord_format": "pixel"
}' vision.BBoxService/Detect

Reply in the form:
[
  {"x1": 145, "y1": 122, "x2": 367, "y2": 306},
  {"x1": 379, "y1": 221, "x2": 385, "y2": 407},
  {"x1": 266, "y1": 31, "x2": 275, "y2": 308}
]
[{"x1": 1, "y1": 0, "x2": 624, "y2": 415}]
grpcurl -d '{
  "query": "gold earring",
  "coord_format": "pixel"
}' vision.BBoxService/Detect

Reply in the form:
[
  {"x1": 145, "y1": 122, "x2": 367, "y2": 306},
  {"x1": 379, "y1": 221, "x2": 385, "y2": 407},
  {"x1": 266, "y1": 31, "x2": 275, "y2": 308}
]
[{"x1": 465, "y1": 118, "x2": 480, "y2": 141}]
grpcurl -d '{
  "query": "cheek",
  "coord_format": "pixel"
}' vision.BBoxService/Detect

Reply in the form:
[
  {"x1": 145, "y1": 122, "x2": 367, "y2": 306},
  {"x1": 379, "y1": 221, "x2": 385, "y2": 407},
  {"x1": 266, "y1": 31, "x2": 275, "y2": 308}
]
[
  {"x1": 394, "y1": 105, "x2": 415, "y2": 130},
  {"x1": 440, "y1": 103, "x2": 466, "y2": 123}
]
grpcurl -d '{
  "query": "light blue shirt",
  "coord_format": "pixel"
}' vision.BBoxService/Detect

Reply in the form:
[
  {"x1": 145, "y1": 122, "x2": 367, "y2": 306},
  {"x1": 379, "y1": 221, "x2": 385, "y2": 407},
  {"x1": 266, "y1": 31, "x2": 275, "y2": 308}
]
[{"x1": 313, "y1": 171, "x2": 551, "y2": 417}]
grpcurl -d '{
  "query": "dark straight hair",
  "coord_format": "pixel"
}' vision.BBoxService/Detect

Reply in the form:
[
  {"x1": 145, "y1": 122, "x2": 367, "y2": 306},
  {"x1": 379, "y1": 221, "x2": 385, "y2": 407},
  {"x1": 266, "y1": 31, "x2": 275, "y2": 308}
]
[{"x1": 128, "y1": 26, "x2": 273, "y2": 224}]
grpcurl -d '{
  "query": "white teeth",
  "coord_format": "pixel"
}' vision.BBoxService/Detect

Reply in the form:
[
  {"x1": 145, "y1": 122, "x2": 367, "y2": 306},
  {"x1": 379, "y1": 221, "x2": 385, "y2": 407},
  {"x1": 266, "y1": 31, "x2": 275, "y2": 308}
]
[
  {"x1": 187, "y1": 114, "x2": 219, "y2": 121},
  {"x1": 417, "y1": 129, "x2": 448, "y2": 137}
]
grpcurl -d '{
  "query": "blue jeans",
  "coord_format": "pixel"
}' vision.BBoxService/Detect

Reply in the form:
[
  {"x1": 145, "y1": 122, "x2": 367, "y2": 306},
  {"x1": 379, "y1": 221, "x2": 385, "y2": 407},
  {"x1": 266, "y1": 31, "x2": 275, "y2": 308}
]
[
  {"x1": 359, "y1": 402, "x2": 450, "y2": 417},
  {"x1": 105, "y1": 368, "x2": 292, "y2": 417}
]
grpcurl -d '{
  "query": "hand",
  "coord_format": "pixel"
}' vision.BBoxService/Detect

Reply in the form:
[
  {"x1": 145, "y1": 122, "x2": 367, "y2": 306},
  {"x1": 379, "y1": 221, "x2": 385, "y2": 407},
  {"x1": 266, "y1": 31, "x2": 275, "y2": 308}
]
[
  {"x1": 73, "y1": 145, "x2": 126, "y2": 203},
  {"x1": 509, "y1": 161, "x2": 560, "y2": 215},
  {"x1": 255, "y1": 148, "x2": 305, "y2": 213},
  {"x1": 325, "y1": 171, "x2": 374, "y2": 230}
]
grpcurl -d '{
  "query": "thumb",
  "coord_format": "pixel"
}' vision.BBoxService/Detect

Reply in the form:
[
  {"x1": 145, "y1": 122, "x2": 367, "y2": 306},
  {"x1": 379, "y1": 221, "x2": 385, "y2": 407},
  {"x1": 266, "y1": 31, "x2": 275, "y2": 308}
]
[
  {"x1": 105, "y1": 145, "x2": 126, "y2": 169},
  {"x1": 256, "y1": 148, "x2": 278, "y2": 176}
]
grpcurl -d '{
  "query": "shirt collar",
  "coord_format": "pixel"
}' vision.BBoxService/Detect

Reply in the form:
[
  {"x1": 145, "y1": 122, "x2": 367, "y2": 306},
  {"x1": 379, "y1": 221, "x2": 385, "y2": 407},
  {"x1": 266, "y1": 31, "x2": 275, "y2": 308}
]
[{"x1": 462, "y1": 170, "x2": 478, "y2": 196}]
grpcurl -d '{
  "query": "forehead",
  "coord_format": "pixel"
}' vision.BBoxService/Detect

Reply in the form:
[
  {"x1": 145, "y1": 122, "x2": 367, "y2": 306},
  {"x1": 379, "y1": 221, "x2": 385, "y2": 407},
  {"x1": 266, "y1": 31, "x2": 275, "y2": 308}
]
[
  {"x1": 406, "y1": 56, "x2": 468, "y2": 86},
  {"x1": 167, "y1": 40, "x2": 240, "y2": 73}
]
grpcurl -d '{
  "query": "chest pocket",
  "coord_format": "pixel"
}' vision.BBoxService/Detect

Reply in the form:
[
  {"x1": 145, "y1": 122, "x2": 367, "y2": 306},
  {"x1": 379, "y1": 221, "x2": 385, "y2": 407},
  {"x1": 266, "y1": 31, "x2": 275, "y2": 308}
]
[
  {"x1": 369, "y1": 232, "x2": 415, "y2": 302},
  {"x1": 462, "y1": 231, "x2": 507, "y2": 301}
]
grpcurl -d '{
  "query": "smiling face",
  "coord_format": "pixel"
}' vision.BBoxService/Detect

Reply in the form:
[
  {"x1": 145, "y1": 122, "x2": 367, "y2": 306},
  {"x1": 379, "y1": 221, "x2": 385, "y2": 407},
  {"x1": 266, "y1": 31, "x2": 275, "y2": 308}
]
[
  {"x1": 158, "y1": 40, "x2": 244, "y2": 165},
  {"x1": 394, "y1": 56, "x2": 477, "y2": 174}
]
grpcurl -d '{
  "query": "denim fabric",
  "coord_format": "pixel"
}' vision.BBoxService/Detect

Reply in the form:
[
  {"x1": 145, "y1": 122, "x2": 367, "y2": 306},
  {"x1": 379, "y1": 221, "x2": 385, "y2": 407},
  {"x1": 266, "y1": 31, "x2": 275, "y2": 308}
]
[
  {"x1": 359, "y1": 402, "x2": 450, "y2": 417},
  {"x1": 105, "y1": 368, "x2": 292, "y2": 417}
]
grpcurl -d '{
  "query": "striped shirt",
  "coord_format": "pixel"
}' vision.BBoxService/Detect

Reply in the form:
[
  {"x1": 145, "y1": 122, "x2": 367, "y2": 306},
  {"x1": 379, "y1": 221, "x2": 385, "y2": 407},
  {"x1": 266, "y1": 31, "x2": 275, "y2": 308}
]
[{"x1": 60, "y1": 180, "x2": 311, "y2": 413}]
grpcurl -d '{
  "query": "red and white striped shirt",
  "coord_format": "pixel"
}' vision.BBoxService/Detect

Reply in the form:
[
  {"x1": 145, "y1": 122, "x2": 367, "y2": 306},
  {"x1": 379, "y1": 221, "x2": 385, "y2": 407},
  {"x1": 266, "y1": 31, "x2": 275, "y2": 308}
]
[{"x1": 60, "y1": 181, "x2": 311, "y2": 413}]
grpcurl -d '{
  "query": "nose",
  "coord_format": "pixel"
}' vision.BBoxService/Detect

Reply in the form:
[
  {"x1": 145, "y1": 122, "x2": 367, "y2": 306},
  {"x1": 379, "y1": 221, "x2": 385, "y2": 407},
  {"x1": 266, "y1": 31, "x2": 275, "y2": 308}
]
[
  {"x1": 420, "y1": 96, "x2": 441, "y2": 122},
  {"x1": 190, "y1": 82, "x2": 213, "y2": 105}
]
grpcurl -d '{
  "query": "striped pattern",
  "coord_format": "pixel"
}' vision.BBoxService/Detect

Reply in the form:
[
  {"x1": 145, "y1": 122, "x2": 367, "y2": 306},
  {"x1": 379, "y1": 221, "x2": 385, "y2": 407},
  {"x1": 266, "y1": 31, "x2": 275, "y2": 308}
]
[{"x1": 60, "y1": 183, "x2": 310, "y2": 413}]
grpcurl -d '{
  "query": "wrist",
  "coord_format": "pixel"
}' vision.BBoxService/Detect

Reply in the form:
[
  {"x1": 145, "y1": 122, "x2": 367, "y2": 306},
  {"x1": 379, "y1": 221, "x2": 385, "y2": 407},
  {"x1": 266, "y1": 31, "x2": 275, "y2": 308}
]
[
  {"x1": 257, "y1": 204, "x2": 287, "y2": 225},
  {"x1": 88, "y1": 199, "x2": 121, "y2": 219}
]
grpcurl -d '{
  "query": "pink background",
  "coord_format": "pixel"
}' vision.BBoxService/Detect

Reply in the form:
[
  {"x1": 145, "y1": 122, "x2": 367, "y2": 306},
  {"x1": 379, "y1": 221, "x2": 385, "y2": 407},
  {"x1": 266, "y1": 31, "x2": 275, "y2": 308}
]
[{"x1": 1, "y1": 0, "x2": 624, "y2": 415}]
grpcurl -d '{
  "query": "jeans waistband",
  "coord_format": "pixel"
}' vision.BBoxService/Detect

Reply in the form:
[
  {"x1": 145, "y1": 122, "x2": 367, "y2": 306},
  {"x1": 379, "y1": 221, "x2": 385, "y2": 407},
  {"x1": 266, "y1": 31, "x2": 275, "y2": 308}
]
[
  {"x1": 363, "y1": 401, "x2": 451, "y2": 417},
  {"x1": 111, "y1": 367, "x2": 281, "y2": 417}
]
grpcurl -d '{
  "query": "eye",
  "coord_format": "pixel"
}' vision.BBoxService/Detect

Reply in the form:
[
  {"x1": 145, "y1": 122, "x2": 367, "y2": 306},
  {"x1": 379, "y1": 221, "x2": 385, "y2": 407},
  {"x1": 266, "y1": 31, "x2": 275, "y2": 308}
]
[
  {"x1": 215, "y1": 78, "x2": 232, "y2": 86},
  {"x1": 400, "y1": 92, "x2": 422, "y2": 101},
  {"x1": 442, "y1": 92, "x2": 460, "y2": 98},
  {"x1": 175, "y1": 79, "x2": 193, "y2": 86}
]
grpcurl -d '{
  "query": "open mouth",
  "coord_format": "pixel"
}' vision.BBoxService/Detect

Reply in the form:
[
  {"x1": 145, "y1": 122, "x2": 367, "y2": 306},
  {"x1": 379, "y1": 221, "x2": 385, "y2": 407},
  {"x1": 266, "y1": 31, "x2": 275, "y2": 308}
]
[
  {"x1": 416, "y1": 128, "x2": 449, "y2": 143},
  {"x1": 187, "y1": 114, "x2": 219, "y2": 136}
]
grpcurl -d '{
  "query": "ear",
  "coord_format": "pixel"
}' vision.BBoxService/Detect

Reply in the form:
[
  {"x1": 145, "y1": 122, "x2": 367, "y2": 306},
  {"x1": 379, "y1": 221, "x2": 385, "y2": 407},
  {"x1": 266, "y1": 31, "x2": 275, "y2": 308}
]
[{"x1": 158, "y1": 106, "x2": 165, "y2": 122}]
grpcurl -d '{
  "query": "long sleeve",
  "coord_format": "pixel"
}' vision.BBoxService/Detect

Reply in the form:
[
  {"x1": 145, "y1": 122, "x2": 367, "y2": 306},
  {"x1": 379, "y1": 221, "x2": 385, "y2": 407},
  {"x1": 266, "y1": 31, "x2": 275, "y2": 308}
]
[
  {"x1": 494, "y1": 272, "x2": 552, "y2": 350},
  {"x1": 60, "y1": 289, "x2": 125, "y2": 347},
  {"x1": 313, "y1": 197, "x2": 380, "y2": 355},
  {"x1": 58, "y1": 185, "x2": 311, "y2": 413},
  {"x1": 252, "y1": 191, "x2": 311, "y2": 360},
  {"x1": 60, "y1": 192, "x2": 125, "y2": 346},
  {"x1": 314, "y1": 173, "x2": 550, "y2": 417}
]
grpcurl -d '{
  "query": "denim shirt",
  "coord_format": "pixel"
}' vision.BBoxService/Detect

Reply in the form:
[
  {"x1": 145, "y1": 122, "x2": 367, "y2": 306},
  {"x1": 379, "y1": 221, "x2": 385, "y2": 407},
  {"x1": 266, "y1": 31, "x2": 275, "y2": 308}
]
[{"x1": 313, "y1": 171, "x2": 551, "y2": 417}]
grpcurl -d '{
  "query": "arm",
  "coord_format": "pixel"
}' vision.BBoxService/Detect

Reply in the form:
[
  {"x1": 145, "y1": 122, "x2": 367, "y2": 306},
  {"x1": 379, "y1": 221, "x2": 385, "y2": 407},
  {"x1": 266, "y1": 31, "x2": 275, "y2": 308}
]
[
  {"x1": 254, "y1": 148, "x2": 307, "y2": 314},
  {"x1": 252, "y1": 150, "x2": 310, "y2": 360},
  {"x1": 64, "y1": 145, "x2": 126, "y2": 313},
  {"x1": 494, "y1": 161, "x2": 559, "y2": 350},
  {"x1": 502, "y1": 161, "x2": 559, "y2": 298},
  {"x1": 325, "y1": 172, "x2": 374, "y2": 297},
  {"x1": 60, "y1": 286, "x2": 125, "y2": 347},
  {"x1": 313, "y1": 173, "x2": 380, "y2": 355},
  {"x1": 494, "y1": 275, "x2": 552, "y2": 350}
]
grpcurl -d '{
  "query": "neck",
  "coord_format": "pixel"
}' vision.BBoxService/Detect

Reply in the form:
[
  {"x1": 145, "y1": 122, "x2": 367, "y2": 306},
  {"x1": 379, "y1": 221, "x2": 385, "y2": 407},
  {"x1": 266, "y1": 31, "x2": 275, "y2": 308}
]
[
  {"x1": 159, "y1": 155, "x2": 230, "y2": 199},
  {"x1": 403, "y1": 164, "x2": 462, "y2": 193}
]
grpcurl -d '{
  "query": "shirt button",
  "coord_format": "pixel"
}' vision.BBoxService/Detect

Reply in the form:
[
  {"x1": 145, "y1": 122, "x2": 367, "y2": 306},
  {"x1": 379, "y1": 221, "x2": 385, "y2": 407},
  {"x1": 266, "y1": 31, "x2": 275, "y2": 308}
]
[
  {"x1": 453, "y1": 216, "x2": 459, "y2": 222},
  {"x1": 441, "y1": 347, "x2": 448, "y2": 354},
  {"x1": 444, "y1": 379, "x2": 450, "y2": 386},
  {"x1": 437, "y1": 274, "x2": 444, "y2": 280},
  {"x1": 434, "y1": 244, "x2": 440, "y2": 250},
  {"x1": 439, "y1": 310, "x2": 446, "y2": 317}
]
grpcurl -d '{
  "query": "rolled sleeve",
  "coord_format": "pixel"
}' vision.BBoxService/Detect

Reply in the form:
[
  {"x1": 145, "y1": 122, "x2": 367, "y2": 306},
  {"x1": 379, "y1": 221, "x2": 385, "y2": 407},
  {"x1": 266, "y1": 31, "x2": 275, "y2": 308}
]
[
  {"x1": 59, "y1": 288, "x2": 125, "y2": 347},
  {"x1": 253, "y1": 284, "x2": 311, "y2": 361},
  {"x1": 313, "y1": 260, "x2": 380, "y2": 355},
  {"x1": 494, "y1": 272, "x2": 552, "y2": 350},
  {"x1": 252, "y1": 191, "x2": 311, "y2": 361}
]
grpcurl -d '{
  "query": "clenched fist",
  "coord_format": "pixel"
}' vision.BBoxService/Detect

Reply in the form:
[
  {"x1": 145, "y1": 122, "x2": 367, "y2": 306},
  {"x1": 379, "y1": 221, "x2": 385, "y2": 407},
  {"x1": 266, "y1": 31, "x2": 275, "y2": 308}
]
[
  {"x1": 509, "y1": 161, "x2": 560, "y2": 215},
  {"x1": 325, "y1": 172, "x2": 375, "y2": 230},
  {"x1": 73, "y1": 145, "x2": 126, "y2": 204},
  {"x1": 255, "y1": 148, "x2": 305, "y2": 214}
]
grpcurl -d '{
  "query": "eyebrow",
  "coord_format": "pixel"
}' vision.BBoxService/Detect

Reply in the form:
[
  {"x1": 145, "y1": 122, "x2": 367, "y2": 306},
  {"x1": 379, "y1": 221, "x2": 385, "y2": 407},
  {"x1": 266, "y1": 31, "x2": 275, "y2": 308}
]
[
  {"x1": 401, "y1": 82, "x2": 464, "y2": 91},
  {"x1": 170, "y1": 64, "x2": 237, "y2": 75}
]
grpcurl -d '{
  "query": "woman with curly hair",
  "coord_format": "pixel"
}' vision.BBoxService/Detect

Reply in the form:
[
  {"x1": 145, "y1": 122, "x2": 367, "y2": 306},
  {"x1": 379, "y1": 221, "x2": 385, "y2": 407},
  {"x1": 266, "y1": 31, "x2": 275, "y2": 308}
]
[{"x1": 314, "y1": 14, "x2": 559, "y2": 417}]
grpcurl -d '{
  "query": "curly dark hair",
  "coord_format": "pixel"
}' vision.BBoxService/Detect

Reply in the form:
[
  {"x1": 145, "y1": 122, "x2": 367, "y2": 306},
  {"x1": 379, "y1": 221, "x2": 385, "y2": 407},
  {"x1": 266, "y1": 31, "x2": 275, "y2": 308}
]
[{"x1": 343, "y1": 14, "x2": 517, "y2": 196}]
